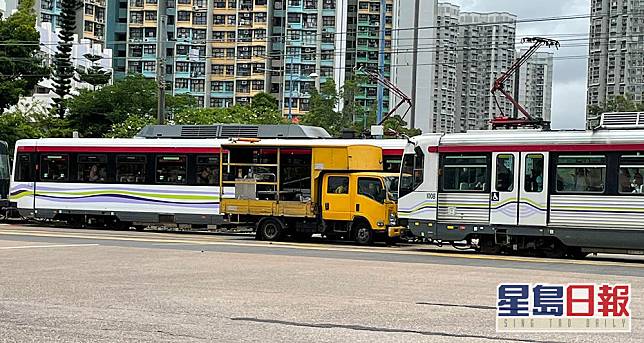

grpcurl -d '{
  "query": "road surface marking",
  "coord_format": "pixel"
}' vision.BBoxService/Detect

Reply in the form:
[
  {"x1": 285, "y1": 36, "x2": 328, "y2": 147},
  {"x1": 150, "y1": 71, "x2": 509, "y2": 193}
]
[
  {"x1": 0, "y1": 228, "x2": 642, "y2": 269},
  {"x1": 0, "y1": 243, "x2": 99, "y2": 250}
]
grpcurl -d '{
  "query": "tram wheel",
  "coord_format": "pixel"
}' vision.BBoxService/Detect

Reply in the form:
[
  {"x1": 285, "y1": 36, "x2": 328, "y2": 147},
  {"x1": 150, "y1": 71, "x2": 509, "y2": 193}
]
[
  {"x1": 542, "y1": 239, "x2": 566, "y2": 259},
  {"x1": 479, "y1": 236, "x2": 501, "y2": 255},
  {"x1": 567, "y1": 247, "x2": 589, "y2": 259}
]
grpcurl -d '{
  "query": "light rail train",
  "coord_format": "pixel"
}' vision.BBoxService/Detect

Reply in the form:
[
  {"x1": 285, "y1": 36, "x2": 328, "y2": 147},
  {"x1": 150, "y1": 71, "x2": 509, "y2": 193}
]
[
  {"x1": 10, "y1": 137, "x2": 405, "y2": 228},
  {"x1": 398, "y1": 113, "x2": 644, "y2": 257}
]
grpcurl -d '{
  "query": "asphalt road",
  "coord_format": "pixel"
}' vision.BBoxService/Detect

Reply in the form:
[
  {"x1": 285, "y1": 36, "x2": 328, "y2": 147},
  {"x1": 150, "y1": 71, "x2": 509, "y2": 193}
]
[{"x1": 0, "y1": 223, "x2": 642, "y2": 342}]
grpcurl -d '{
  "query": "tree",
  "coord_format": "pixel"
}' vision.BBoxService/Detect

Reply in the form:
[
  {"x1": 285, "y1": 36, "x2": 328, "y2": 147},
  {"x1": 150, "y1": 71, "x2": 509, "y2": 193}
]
[
  {"x1": 250, "y1": 92, "x2": 279, "y2": 112},
  {"x1": 0, "y1": 110, "x2": 43, "y2": 152},
  {"x1": 52, "y1": 0, "x2": 82, "y2": 117},
  {"x1": 107, "y1": 114, "x2": 155, "y2": 138},
  {"x1": 76, "y1": 54, "x2": 111, "y2": 90},
  {"x1": 0, "y1": 0, "x2": 47, "y2": 112},
  {"x1": 173, "y1": 103, "x2": 283, "y2": 126},
  {"x1": 382, "y1": 115, "x2": 421, "y2": 137},
  {"x1": 300, "y1": 79, "x2": 351, "y2": 136},
  {"x1": 588, "y1": 95, "x2": 644, "y2": 118},
  {"x1": 67, "y1": 74, "x2": 195, "y2": 137},
  {"x1": 587, "y1": 95, "x2": 644, "y2": 128}
]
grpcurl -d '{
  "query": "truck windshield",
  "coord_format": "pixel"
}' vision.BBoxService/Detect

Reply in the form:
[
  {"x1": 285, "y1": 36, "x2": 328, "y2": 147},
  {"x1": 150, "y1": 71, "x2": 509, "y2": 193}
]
[{"x1": 384, "y1": 176, "x2": 399, "y2": 201}]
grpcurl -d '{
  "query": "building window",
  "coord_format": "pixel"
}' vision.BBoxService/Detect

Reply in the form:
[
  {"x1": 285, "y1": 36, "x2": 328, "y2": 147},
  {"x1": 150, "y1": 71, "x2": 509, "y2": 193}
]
[
  {"x1": 193, "y1": 12, "x2": 207, "y2": 25},
  {"x1": 143, "y1": 61, "x2": 155, "y2": 72},
  {"x1": 143, "y1": 44, "x2": 156, "y2": 55},
  {"x1": 176, "y1": 62, "x2": 189, "y2": 73},
  {"x1": 191, "y1": 79, "x2": 205, "y2": 93},
  {"x1": 144, "y1": 10, "x2": 157, "y2": 21},
  {"x1": 175, "y1": 78, "x2": 189, "y2": 89},
  {"x1": 251, "y1": 80, "x2": 264, "y2": 91},
  {"x1": 130, "y1": 11, "x2": 143, "y2": 24},
  {"x1": 193, "y1": 29, "x2": 206, "y2": 40},
  {"x1": 177, "y1": 11, "x2": 190, "y2": 22}
]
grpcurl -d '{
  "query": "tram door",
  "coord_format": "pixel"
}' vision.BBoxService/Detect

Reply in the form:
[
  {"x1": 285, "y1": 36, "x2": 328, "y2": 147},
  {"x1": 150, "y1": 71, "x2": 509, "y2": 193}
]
[
  {"x1": 518, "y1": 152, "x2": 548, "y2": 226},
  {"x1": 490, "y1": 152, "x2": 519, "y2": 225}
]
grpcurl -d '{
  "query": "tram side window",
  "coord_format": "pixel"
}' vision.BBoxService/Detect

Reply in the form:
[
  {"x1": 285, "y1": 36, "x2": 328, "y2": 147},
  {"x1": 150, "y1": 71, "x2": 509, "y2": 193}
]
[
  {"x1": 524, "y1": 154, "x2": 544, "y2": 192},
  {"x1": 15, "y1": 154, "x2": 33, "y2": 182},
  {"x1": 116, "y1": 155, "x2": 146, "y2": 183},
  {"x1": 619, "y1": 153, "x2": 644, "y2": 194},
  {"x1": 383, "y1": 156, "x2": 401, "y2": 173},
  {"x1": 195, "y1": 155, "x2": 218, "y2": 185},
  {"x1": 77, "y1": 154, "x2": 107, "y2": 183},
  {"x1": 556, "y1": 154, "x2": 606, "y2": 193},
  {"x1": 40, "y1": 155, "x2": 69, "y2": 181},
  {"x1": 442, "y1": 154, "x2": 488, "y2": 192},
  {"x1": 495, "y1": 155, "x2": 514, "y2": 192},
  {"x1": 156, "y1": 155, "x2": 187, "y2": 184}
]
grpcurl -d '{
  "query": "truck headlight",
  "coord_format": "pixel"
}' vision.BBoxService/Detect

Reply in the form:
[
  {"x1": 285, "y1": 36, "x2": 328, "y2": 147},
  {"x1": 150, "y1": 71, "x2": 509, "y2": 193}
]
[{"x1": 389, "y1": 211, "x2": 396, "y2": 226}]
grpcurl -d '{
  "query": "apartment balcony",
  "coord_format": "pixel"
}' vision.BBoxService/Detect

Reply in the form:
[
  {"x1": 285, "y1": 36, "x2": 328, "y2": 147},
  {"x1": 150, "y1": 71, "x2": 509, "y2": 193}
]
[
  {"x1": 175, "y1": 70, "x2": 190, "y2": 78},
  {"x1": 211, "y1": 91, "x2": 235, "y2": 97},
  {"x1": 142, "y1": 70, "x2": 156, "y2": 79}
]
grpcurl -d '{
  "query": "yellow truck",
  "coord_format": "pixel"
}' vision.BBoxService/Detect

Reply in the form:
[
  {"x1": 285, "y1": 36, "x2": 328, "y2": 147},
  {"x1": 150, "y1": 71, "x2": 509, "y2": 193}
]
[{"x1": 219, "y1": 140, "x2": 402, "y2": 244}]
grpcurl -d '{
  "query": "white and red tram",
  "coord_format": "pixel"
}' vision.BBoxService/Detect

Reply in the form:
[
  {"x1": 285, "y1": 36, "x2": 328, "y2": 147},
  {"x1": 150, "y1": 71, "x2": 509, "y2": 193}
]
[
  {"x1": 399, "y1": 119, "x2": 644, "y2": 257},
  {"x1": 11, "y1": 137, "x2": 405, "y2": 228}
]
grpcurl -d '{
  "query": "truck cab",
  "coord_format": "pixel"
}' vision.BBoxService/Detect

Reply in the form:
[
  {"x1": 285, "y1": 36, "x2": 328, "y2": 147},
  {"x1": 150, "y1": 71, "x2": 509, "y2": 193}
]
[
  {"x1": 321, "y1": 172, "x2": 400, "y2": 244},
  {"x1": 219, "y1": 141, "x2": 403, "y2": 244}
]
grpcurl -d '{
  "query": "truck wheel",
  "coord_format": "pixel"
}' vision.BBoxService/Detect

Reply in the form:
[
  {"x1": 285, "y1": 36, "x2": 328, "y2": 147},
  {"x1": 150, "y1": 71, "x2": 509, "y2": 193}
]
[
  {"x1": 259, "y1": 218, "x2": 283, "y2": 241},
  {"x1": 354, "y1": 222, "x2": 374, "y2": 245}
]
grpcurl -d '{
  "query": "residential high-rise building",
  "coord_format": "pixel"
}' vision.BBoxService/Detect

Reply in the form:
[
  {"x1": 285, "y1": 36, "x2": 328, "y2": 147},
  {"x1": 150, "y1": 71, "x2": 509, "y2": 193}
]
[
  {"x1": 112, "y1": 0, "x2": 272, "y2": 109},
  {"x1": 350, "y1": 0, "x2": 393, "y2": 115},
  {"x1": 270, "y1": 0, "x2": 337, "y2": 117},
  {"x1": 34, "y1": 0, "x2": 107, "y2": 46},
  {"x1": 391, "y1": 0, "x2": 437, "y2": 133},
  {"x1": 514, "y1": 49, "x2": 553, "y2": 122},
  {"x1": 455, "y1": 11, "x2": 516, "y2": 132},
  {"x1": 587, "y1": 0, "x2": 644, "y2": 124},
  {"x1": 429, "y1": 1, "x2": 457, "y2": 133},
  {"x1": 108, "y1": 0, "x2": 396, "y2": 117}
]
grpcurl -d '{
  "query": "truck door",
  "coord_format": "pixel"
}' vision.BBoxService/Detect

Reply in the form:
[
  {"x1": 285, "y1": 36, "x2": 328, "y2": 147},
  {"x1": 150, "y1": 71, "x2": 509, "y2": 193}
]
[
  {"x1": 518, "y1": 152, "x2": 548, "y2": 226},
  {"x1": 490, "y1": 152, "x2": 519, "y2": 225},
  {"x1": 354, "y1": 176, "x2": 387, "y2": 228},
  {"x1": 321, "y1": 174, "x2": 351, "y2": 221}
]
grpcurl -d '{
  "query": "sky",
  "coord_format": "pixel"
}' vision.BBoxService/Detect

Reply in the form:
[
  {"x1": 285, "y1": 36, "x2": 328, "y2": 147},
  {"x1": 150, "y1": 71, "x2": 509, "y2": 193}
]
[{"x1": 450, "y1": 0, "x2": 590, "y2": 129}]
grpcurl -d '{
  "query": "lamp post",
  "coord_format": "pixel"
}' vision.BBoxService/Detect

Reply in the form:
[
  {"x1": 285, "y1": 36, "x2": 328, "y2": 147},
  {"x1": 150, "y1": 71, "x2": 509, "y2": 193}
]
[{"x1": 288, "y1": 51, "x2": 293, "y2": 121}]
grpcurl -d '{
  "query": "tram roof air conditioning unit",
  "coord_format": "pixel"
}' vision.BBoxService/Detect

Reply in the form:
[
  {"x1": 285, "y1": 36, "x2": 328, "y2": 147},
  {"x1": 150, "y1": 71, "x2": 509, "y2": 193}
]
[{"x1": 598, "y1": 112, "x2": 644, "y2": 129}]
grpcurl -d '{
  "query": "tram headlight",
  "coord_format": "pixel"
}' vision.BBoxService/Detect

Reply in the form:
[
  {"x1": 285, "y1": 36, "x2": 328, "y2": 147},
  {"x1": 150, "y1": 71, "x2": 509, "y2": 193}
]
[{"x1": 388, "y1": 211, "x2": 396, "y2": 226}]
